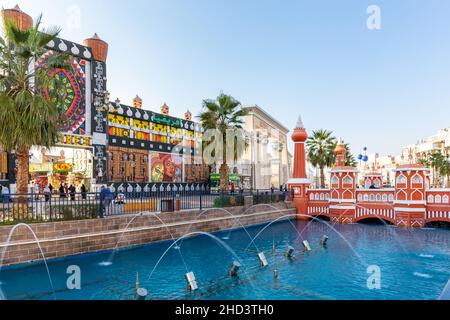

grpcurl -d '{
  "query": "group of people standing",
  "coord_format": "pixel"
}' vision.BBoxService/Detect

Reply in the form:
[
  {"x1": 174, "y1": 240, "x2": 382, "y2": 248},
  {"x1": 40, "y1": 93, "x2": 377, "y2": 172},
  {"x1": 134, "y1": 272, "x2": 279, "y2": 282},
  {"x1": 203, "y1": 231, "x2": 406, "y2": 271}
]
[{"x1": 31, "y1": 182, "x2": 88, "y2": 202}]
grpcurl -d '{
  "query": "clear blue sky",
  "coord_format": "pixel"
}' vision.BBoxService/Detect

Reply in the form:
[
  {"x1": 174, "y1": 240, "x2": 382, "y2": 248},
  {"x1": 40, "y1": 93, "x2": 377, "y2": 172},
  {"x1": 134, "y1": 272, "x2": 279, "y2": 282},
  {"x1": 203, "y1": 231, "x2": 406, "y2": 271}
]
[{"x1": 4, "y1": 0, "x2": 450, "y2": 156}]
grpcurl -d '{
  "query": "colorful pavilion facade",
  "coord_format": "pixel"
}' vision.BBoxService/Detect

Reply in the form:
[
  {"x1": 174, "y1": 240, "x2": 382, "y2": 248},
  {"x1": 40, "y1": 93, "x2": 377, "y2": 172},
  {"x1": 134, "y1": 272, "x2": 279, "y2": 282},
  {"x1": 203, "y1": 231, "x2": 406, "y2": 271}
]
[
  {"x1": 288, "y1": 116, "x2": 450, "y2": 228},
  {"x1": 0, "y1": 6, "x2": 209, "y2": 193}
]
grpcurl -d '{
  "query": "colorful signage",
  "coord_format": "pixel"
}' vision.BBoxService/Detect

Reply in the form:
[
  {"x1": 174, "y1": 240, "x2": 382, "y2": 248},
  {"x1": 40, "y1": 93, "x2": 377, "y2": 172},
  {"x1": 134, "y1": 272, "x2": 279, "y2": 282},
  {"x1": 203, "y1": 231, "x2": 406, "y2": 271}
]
[
  {"x1": 53, "y1": 163, "x2": 73, "y2": 173},
  {"x1": 150, "y1": 152, "x2": 183, "y2": 183},
  {"x1": 58, "y1": 134, "x2": 92, "y2": 147}
]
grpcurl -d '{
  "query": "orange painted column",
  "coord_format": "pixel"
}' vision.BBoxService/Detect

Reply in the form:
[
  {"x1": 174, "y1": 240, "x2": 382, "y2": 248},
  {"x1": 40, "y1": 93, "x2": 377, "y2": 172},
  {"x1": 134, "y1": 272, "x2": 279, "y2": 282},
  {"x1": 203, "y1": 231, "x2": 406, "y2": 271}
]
[{"x1": 287, "y1": 116, "x2": 310, "y2": 219}]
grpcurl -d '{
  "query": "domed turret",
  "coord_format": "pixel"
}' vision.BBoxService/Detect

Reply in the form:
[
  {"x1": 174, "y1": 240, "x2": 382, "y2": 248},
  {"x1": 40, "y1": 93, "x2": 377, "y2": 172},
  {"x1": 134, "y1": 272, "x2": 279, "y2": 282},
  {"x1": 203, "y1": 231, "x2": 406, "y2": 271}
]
[
  {"x1": 184, "y1": 110, "x2": 192, "y2": 121},
  {"x1": 160, "y1": 103, "x2": 169, "y2": 116},
  {"x1": 291, "y1": 116, "x2": 308, "y2": 143},
  {"x1": 2, "y1": 5, "x2": 33, "y2": 31},
  {"x1": 133, "y1": 95, "x2": 142, "y2": 109},
  {"x1": 83, "y1": 33, "x2": 108, "y2": 62},
  {"x1": 334, "y1": 138, "x2": 347, "y2": 167}
]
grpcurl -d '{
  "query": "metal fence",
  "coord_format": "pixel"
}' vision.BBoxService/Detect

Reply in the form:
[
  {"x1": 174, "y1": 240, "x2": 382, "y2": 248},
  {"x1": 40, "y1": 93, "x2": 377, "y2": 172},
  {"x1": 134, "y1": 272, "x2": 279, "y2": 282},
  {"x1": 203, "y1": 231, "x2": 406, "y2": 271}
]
[{"x1": 0, "y1": 189, "x2": 291, "y2": 225}]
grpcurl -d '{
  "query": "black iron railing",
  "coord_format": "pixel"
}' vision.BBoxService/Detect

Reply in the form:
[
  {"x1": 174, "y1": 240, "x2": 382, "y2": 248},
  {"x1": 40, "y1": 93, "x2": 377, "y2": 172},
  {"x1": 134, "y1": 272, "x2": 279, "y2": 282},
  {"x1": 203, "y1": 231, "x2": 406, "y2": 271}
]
[{"x1": 0, "y1": 189, "x2": 290, "y2": 225}]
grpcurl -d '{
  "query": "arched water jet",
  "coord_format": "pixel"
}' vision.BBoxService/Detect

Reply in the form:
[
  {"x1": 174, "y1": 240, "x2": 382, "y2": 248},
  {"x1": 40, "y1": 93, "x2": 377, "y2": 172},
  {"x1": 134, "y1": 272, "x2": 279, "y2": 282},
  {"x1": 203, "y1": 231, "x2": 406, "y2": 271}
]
[
  {"x1": 0, "y1": 223, "x2": 55, "y2": 300},
  {"x1": 244, "y1": 214, "x2": 368, "y2": 266},
  {"x1": 223, "y1": 203, "x2": 300, "y2": 242},
  {"x1": 301, "y1": 204, "x2": 410, "y2": 255},
  {"x1": 147, "y1": 231, "x2": 263, "y2": 298},
  {"x1": 177, "y1": 207, "x2": 260, "y2": 252},
  {"x1": 103, "y1": 212, "x2": 189, "y2": 273}
]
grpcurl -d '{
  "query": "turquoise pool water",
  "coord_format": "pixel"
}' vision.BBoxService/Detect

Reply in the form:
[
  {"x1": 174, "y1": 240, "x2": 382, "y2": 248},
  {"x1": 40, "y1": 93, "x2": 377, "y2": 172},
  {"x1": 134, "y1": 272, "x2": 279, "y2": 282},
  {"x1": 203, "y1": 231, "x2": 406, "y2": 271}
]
[{"x1": 0, "y1": 220, "x2": 449, "y2": 300}]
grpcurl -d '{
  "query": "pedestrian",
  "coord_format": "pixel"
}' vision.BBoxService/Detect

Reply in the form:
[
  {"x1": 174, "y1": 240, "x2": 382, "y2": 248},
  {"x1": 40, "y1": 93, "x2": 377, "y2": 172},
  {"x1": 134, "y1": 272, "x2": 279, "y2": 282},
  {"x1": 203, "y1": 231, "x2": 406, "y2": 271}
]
[
  {"x1": 33, "y1": 183, "x2": 40, "y2": 200},
  {"x1": 230, "y1": 182, "x2": 235, "y2": 194},
  {"x1": 80, "y1": 184, "x2": 87, "y2": 200},
  {"x1": 2, "y1": 186, "x2": 10, "y2": 203},
  {"x1": 0, "y1": 185, "x2": 2, "y2": 202},
  {"x1": 99, "y1": 185, "x2": 113, "y2": 218},
  {"x1": 48, "y1": 184, "x2": 53, "y2": 194},
  {"x1": 69, "y1": 184, "x2": 76, "y2": 201},
  {"x1": 59, "y1": 184, "x2": 65, "y2": 198},
  {"x1": 271, "y1": 184, "x2": 275, "y2": 194},
  {"x1": 44, "y1": 185, "x2": 51, "y2": 202}
]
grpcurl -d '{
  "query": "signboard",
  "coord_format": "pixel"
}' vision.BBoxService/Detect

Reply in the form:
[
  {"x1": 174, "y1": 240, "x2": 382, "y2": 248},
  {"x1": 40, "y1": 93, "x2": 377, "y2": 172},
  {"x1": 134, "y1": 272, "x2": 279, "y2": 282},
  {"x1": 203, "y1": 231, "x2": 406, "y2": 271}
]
[{"x1": 150, "y1": 152, "x2": 183, "y2": 183}]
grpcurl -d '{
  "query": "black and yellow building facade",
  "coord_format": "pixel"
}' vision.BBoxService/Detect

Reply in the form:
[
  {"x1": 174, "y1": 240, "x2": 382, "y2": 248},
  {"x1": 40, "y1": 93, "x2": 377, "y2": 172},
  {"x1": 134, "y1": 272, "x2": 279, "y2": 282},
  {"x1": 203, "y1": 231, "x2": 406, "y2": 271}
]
[{"x1": 0, "y1": 6, "x2": 210, "y2": 193}]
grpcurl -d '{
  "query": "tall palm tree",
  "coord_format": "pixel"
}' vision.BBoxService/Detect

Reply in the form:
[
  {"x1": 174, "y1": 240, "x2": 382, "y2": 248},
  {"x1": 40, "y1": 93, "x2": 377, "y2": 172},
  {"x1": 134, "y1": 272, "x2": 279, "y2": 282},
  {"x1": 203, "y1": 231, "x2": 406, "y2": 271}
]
[
  {"x1": 429, "y1": 152, "x2": 446, "y2": 187},
  {"x1": 439, "y1": 155, "x2": 450, "y2": 188},
  {"x1": 0, "y1": 15, "x2": 68, "y2": 195},
  {"x1": 306, "y1": 129, "x2": 336, "y2": 188},
  {"x1": 198, "y1": 93, "x2": 248, "y2": 191}
]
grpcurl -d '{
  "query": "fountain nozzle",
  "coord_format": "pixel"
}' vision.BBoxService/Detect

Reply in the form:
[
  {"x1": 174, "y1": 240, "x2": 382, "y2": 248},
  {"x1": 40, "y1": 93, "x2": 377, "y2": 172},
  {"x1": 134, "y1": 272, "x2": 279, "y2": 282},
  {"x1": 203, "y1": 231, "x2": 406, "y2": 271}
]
[
  {"x1": 185, "y1": 272, "x2": 198, "y2": 291},
  {"x1": 303, "y1": 240, "x2": 312, "y2": 252},
  {"x1": 258, "y1": 252, "x2": 269, "y2": 267},
  {"x1": 285, "y1": 246, "x2": 295, "y2": 258},
  {"x1": 320, "y1": 235, "x2": 329, "y2": 247},
  {"x1": 229, "y1": 261, "x2": 241, "y2": 277}
]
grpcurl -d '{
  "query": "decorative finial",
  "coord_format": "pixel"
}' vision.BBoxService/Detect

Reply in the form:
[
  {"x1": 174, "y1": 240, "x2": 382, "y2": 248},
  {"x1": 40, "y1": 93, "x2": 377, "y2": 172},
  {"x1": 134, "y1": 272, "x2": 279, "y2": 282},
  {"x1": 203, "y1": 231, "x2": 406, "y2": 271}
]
[{"x1": 296, "y1": 115, "x2": 304, "y2": 129}]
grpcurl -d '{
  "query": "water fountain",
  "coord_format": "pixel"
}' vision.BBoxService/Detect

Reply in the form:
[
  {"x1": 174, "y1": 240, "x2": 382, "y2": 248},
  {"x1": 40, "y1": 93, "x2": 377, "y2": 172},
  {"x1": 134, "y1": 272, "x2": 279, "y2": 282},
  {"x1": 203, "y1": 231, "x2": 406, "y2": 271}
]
[{"x1": 0, "y1": 223, "x2": 55, "y2": 300}]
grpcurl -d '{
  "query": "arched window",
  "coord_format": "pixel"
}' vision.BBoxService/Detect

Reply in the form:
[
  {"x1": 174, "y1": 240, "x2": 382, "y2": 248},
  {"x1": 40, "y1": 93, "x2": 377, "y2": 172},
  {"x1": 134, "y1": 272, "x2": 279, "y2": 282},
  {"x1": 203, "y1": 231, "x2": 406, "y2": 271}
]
[
  {"x1": 396, "y1": 174, "x2": 407, "y2": 186},
  {"x1": 388, "y1": 194, "x2": 394, "y2": 202},
  {"x1": 370, "y1": 194, "x2": 375, "y2": 202},
  {"x1": 358, "y1": 194, "x2": 363, "y2": 201},
  {"x1": 374, "y1": 179, "x2": 381, "y2": 188},
  {"x1": 376, "y1": 194, "x2": 381, "y2": 202},
  {"x1": 309, "y1": 193, "x2": 315, "y2": 200},
  {"x1": 411, "y1": 173, "x2": 423, "y2": 187},
  {"x1": 427, "y1": 195, "x2": 434, "y2": 203},
  {"x1": 331, "y1": 176, "x2": 339, "y2": 187},
  {"x1": 435, "y1": 195, "x2": 442, "y2": 204},
  {"x1": 364, "y1": 194, "x2": 369, "y2": 201},
  {"x1": 443, "y1": 195, "x2": 449, "y2": 204},
  {"x1": 382, "y1": 194, "x2": 388, "y2": 202},
  {"x1": 325, "y1": 193, "x2": 329, "y2": 200},
  {"x1": 315, "y1": 193, "x2": 320, "y2": 200},
  {"x1": 343, "y1": 176, "x2": 353, "y2": 185},
  {"x1": 365, "y1": 180, "x2": 371, "y2": 189},
  {"x1": 320, "y1": 193, "x2": 325, "y2": 200}
]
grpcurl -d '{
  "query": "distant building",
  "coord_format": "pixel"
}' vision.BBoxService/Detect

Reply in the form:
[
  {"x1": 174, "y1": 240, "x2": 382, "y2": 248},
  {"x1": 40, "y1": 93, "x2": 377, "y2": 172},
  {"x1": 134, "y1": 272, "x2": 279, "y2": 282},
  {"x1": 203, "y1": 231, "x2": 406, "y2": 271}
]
[
  {"x1": 401, "y1": 128, "x2": 450, "y2": 163},
  {"x1": 236, "y1": 105, "x2": 291, "y2": 190}
]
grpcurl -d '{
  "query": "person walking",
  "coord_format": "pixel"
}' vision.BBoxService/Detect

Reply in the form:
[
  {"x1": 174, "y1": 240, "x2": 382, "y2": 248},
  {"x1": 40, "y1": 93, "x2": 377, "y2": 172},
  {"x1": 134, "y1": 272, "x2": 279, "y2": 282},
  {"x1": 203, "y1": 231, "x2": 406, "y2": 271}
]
[
  {"x1": 99, "y1": 185, "x2": 113, "y2": 218},
  {"x1": 59, "y1": 184, "x2": 65, "y2": 198},
  {"x1": 33, "y1": 183, "x2": 40, "y2": 201},
  {"x1": 44, "y1": 185, "x2": 51, "y2": 202},
  {"x1": 80, "y1": 184, "x2": 87, "y2": 200},
  {"x1": 69, "y1": 184, "x2": 76, "y2": 201},
  {"x1": 48, "y1": 184, "x2": 53, "y2": 195},
  {"x1": 2, "y1": 186, "x2": 10, "y2": 203},
  {"x1": 230, "y1": 182, "x2": 235, "y2": 194}
]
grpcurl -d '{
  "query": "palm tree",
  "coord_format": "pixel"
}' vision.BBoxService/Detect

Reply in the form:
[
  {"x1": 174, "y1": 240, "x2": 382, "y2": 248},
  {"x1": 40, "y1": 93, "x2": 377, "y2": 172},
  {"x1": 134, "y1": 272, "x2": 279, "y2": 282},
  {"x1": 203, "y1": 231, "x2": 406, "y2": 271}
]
[
  {"x1": 198, "y1": 93, "x2": 248, "y2": 191},
  {"x1": 330, "y1": 141, "x2": 357, "y2": 167},
  {"x1": 0, "y1": 15, "x2": 68, "y2": 195},
  {"x1": 429, "y1": 152, "x2": 446, "y2": 187},
  {"x1": 306, "y1": 129, "x2": 336, "y2": 188},
  {"x1": 439, "y1": 155, "x2": 450, "y2": 188}
]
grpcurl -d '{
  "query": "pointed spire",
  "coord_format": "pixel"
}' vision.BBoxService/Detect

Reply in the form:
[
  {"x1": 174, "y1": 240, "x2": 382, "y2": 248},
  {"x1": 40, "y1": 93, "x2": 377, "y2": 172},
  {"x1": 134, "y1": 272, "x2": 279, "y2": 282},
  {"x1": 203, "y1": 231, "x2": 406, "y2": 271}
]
[{"x1": 296, "y1": 115, "x2": 304, "y2": 129}]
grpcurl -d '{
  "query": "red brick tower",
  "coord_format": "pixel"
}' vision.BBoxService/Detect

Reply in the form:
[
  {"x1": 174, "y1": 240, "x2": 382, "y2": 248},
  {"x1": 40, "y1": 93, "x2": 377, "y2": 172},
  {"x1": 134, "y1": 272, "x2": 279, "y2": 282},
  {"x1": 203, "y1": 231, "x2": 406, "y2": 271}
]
[
  {"x1": 83, "y1": 33, "x2": 108, "y2": 62},
  {"x1": 328, "y1": 140, "x2": 358, "y2": 223},
  {"x1": 393, "y1": 164, "x2": 429, "y2": 228},
  {"x1": 287, "y1": 116, "x2": 310, "y2": 219},
  {"x1": 1, "y1": 5, "x2": 33, "y2": 31}
]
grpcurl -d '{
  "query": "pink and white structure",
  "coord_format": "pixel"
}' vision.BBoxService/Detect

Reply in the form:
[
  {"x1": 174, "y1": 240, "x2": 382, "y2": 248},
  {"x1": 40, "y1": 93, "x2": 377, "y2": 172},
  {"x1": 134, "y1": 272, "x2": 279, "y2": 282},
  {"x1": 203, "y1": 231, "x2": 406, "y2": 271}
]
[{"x1": 288, "y1": 116, "x2": 450, "y2": 228}]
